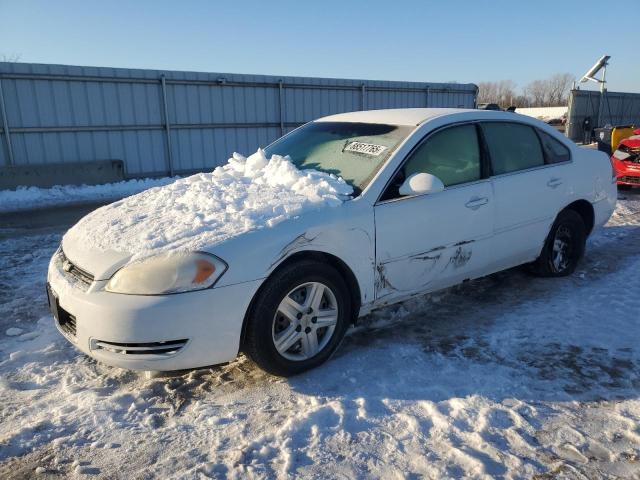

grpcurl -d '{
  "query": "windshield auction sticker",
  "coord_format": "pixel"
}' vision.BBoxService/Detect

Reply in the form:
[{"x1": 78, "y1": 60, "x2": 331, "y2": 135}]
[{"x1": 344, "y1": 141, "x2": 388, "y2": 156}]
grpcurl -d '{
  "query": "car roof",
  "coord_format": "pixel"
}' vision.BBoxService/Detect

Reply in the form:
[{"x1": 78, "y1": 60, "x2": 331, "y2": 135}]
[{"x1": 314, "y1": 108, "x2": 477, "y2": 126}]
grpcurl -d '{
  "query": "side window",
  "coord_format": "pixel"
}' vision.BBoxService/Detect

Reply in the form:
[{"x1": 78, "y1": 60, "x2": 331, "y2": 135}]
[
  {"x1": 538, "y1": 129, "x2": 571, "y2": 164},
  {"x1": 482, "y1": 122, "x2": 545, "y2": 175},
  {"x1": 383, "y1": 124, "x2": 481, "y2": 199}
]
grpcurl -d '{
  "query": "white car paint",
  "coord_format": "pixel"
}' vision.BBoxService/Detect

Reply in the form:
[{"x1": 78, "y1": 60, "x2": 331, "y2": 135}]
[{"x1": 48, "y1": 108, "x2": 617, "y2": 371}]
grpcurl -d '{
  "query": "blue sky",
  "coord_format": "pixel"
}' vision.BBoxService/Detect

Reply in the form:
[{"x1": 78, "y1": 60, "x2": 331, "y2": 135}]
[{"x1": 1, "y1": 0, "x2": 638, "y2": 93}]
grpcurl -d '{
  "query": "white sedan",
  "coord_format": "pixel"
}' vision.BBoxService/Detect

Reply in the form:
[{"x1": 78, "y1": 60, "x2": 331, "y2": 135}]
[{"x1": 47, "y1": 108, "x2": 616, "y2": 376}]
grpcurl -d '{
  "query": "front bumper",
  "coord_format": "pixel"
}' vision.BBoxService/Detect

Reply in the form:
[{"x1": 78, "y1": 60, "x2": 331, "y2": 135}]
[
  {"x1": 48, "y1": 254, "x2": 263, "y2": 371},
  {"x1": 613, "y1": 157, "x2": 640, "y2": 186}
]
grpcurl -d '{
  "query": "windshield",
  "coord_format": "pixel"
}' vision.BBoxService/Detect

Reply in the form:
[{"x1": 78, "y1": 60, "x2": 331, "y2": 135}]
[{"x1": 264, "y1": 121, "x2": 413, "y2": 192}]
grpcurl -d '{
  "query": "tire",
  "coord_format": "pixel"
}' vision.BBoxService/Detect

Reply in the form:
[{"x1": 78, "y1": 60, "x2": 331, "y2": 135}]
[
  {"x1": 530, "y1": 209, "x2": 586, "y2": 277},
  {"x1": 243, "y1": 260, "x2": 351, "y2": 377}
]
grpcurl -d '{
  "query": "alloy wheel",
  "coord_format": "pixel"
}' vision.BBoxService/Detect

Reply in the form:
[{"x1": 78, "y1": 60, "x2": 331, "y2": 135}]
[{"x1": 272, "y1": 281, "x2": 339, "y2": 361}]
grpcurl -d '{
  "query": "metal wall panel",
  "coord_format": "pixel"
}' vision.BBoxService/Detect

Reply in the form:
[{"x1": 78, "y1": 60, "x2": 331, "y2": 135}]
[
  {"x1": 566, "y1": 89, "x2": 640, "y2": 142},
  {"x1": 0, "y1": 62, "x2": 477, "y2": 181}
]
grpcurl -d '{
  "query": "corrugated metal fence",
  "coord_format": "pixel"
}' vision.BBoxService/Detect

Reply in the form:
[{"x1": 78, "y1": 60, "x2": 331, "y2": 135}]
[
  {"x1": 566, "y1": 89, "x2": 640, "y2": 142},
  {"x1": 0, "y1": 62, "x2": 477, "y2": 178}
]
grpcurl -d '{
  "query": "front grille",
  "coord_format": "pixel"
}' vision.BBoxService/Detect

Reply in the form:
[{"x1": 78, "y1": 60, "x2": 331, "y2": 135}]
[
  {"x1": 92, "y1": 339, "x2": 188, "y2": 357},
  {"x1": 58, "y1": 306, "x2": 77, "y2": 337},
  {"x1": 620, "y1": 176, "x2": 640, "y2": 185},
  {"x1": 58, "y1": 250, "x2": 94, "y2": 287},
  {"x1": 48, "y1": 283, "x2": 77, "y2": 339}
]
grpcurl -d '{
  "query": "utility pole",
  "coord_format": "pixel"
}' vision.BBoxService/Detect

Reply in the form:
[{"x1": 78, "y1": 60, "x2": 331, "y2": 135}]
[{"x1": 579, "y1": 55, "x2": 610, "y2": 128}]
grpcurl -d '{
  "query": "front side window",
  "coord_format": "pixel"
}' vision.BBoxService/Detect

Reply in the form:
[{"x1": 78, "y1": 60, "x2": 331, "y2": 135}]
[
  {"x1": 264, "y1": 121, "x2": 413, "y2": 193},
  {"x1": 538, "y1": 129, "x2": 571, "y2": 164},
  {"x1": 481, "y1": 122, "x2": 544, "y2": 175},
  {"x1": 380, "y1": 124, "x2": 481, "y2": 200},
  {"x1": 403, "y1": 124, "x2": 481, "y2": 187}
]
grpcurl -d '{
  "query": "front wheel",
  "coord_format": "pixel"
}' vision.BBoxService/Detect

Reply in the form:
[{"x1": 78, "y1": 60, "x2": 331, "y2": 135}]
[
  {"x1": 243, "y1": 260, "x2": 351, "y2": 376},
  {"x1": 530, "y1": 209, "x2": 586, "y2": 277}
]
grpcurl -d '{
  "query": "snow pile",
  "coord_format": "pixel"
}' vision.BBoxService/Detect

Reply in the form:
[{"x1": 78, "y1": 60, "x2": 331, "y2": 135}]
[
  {"x1": 63, "y1": 150, "x2": 353, "y2": 258},
  {"x1": 0, "y1": 177, "x2": 176, "y2": 214}
]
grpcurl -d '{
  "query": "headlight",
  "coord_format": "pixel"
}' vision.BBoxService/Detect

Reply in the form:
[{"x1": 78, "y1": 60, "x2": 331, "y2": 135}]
[{"x1": 105, "y1": 252, "x2": 227, "y2": 295}]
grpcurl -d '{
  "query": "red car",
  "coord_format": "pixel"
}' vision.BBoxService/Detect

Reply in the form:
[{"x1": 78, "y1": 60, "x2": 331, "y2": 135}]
[{"x1": 611, "y1": 128, "x2": 640, "y2": 188}]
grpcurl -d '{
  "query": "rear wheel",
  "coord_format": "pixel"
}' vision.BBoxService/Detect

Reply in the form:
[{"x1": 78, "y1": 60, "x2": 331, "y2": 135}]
[
  {"x1": 243, "y1": 260, "x2": 351, "y2": 376},
  {"x1": 530, "y1": 209, "x2": 586, "y2": 277}
]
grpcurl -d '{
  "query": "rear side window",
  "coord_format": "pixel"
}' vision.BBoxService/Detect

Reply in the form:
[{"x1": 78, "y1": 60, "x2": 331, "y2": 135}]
[
  {"x1": 481, "y1": 122, "x2": 545, "y2": 175},
  {"x1": 402, "y1": 124, "x2": 481, "y2": 187},
  {"x1": 538, "y1": 130, "x2": 571, "y2": 163}
]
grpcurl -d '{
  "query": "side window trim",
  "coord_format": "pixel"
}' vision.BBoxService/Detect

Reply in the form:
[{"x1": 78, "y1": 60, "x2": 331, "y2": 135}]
[
  {"x1": 476, "y1": 123, "x2": 493, "y2": 178},
  {"x1": 534, "y1": 128, "x2": 550, "y2": 165},
  {"x1": 489, "y1": 161, "x2": 566, "y2": 179},
  {"x1": 377, "y1": 121, "x2": 488, "y2": 203}
]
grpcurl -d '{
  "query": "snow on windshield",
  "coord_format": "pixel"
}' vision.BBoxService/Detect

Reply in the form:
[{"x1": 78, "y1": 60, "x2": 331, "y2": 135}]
[{"x1": 63, "y1": 149, "x2": 353, "y2": 258}]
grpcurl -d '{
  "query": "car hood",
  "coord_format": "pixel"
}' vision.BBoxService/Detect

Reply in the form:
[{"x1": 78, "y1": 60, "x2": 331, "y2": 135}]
[
  {"x1": 61, "y1": 150, "x2": 353, "y2": 280},
  {"x1": 620, "y1": 135, "x2": 640, "y2": 149}
]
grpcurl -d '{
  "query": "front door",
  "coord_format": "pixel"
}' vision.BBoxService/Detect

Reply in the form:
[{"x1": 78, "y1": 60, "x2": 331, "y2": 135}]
[{"x1": 374, "y1": 123, "x2": 494, "y2": 303}]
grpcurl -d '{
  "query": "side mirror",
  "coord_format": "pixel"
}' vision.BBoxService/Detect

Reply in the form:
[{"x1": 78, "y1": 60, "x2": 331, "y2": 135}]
[{"x1": 398, "y1": 172, "x2": 445, "y2": 196}]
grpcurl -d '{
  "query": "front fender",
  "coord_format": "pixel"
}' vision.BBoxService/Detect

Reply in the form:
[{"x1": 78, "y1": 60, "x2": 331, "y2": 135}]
[{"x1": 208, "y1": 201, "x2": 376, "y2": 308}]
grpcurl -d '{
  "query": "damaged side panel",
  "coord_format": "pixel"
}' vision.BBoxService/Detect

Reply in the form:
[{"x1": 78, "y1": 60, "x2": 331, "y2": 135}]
[
  {"x1": 373, "y1": 177, "x2": 493, "y2": 304},
  {"x1": 375, "y1": 241, "x2": 473, "y2": 299},
  {"x1": 269, "y1": 232, "x2": 321, "y2": 270},
  {"x1": 210, "y1": 200, "x2": 376, "y2": 311},
  {"x1": 259, "y1": 208, "x2": 377, "y2": 309}
]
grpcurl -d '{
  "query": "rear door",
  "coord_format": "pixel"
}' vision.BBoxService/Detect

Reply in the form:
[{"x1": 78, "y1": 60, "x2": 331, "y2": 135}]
[
  {"x1": 374, "y1": 123, "x2": 494, "y2": 303},
  {"x1": 481, "y1": 122, "x2": 572, "y2": 271}
]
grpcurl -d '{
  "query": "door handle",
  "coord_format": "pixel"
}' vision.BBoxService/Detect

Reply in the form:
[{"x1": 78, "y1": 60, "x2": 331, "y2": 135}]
[
  {"x1": 547, "y1": 178, "x2": 563, "y2": 189},
  {"x1": 465, "y1": 196, "x2": 489, "y2": 210}
]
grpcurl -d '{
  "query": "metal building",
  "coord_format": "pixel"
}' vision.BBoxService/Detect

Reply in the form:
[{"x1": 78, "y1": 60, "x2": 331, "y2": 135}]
[
  {"x1": 0, "y1": 62, "x2": 477, "y2": 187},
  {"x1": 566, "y1": 89, "x2": 640, "y2": 143}
]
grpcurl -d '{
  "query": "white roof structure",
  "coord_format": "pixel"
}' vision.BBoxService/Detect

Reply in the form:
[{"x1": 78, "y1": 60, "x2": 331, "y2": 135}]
[{"x1": 315, "y1": 108, "x2": 476, "y2": 126}]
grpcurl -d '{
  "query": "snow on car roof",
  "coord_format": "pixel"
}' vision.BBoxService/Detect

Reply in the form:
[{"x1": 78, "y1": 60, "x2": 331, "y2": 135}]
[{"x1": 315, "y1": 108, "x2": 476, "y2": 126}]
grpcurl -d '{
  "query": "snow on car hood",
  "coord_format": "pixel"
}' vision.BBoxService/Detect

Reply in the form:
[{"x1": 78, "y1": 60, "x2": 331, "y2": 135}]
[{"x1": 62, "y1": 149, "x2": 353, "y2": 278}]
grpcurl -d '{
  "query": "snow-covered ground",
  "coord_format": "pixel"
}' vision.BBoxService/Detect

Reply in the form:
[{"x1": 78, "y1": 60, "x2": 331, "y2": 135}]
[{"x1": 1, "y1": 192, "x2": 640, "y2": 479}]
